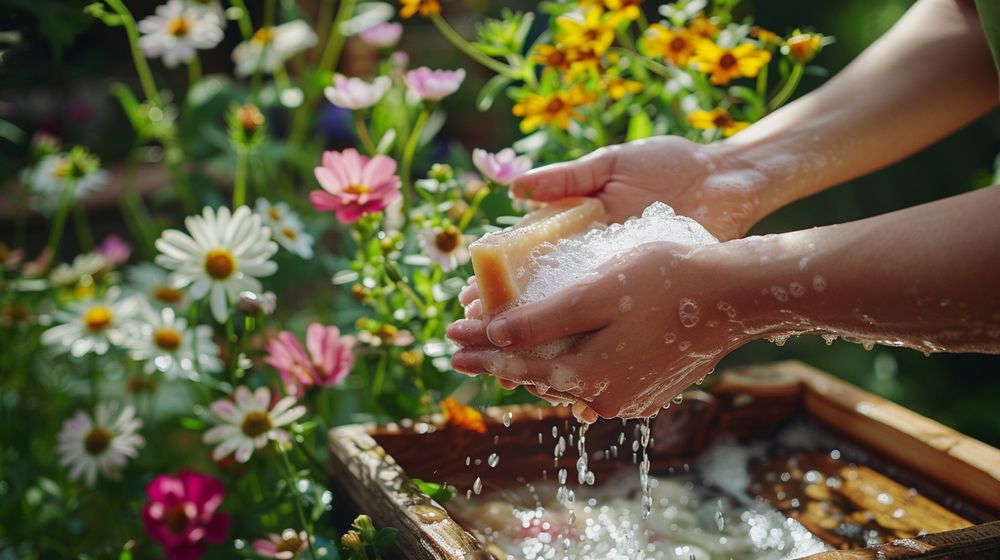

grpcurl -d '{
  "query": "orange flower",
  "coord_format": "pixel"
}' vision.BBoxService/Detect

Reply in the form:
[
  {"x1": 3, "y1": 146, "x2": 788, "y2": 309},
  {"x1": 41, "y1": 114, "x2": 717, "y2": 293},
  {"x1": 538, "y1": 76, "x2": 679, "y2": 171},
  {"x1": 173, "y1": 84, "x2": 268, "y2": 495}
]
[
  {"x1": 688, "y1": 107, "x2": 749, "y2": 137},
  {"x1": 692, "y1": 40, "x2": 771, "y2": 85},
  {"x1": 512, "y1": 87, "x2": 593, "y2": 132},
  {"x1": 399, "y1": 0, "x2": 440, "y2": 19},
  {"x1": 439, "y1": 397, "x2": 486, "y2": 433},
  {"x1": 785, "y1": 33, "x2": 823, "y2": 63},
  {"x1": 530, "y1": 43, "x2": 575, "y2": 73},
  {"x1": 687, "y1": 14, "x2": 719, "y2": 39},
  {"x1": 640, "y1": 23, "x2": 696, "y2": 66}
]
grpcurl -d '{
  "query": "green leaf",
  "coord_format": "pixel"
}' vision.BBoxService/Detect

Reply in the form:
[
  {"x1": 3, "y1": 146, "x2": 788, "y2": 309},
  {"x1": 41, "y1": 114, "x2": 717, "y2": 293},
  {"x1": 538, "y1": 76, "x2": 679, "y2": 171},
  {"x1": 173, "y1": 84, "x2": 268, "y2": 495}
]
[
  {"x1": 626, "y1": 111, "x2": 653, "y2": 142},
  {"x1": 372, "y1": 527, "x2": 399, "y2": 551},
  {"x1": 476, "y1": 74, "x2": 513, "y2": 112},
  {"x1": 410, "y1": 478, "x2": 457, "y2": 504}
]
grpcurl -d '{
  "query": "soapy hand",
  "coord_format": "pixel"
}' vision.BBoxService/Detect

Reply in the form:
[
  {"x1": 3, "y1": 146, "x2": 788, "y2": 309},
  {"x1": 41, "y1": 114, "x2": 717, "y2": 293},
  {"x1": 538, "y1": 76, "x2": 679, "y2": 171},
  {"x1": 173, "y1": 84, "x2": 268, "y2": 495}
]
[
  {"x1": 511, "y1": 136, "x2": 763, "y2": 242},
  {"x1": 448, "y1": 242, "x2": 737, "y2": 420}
]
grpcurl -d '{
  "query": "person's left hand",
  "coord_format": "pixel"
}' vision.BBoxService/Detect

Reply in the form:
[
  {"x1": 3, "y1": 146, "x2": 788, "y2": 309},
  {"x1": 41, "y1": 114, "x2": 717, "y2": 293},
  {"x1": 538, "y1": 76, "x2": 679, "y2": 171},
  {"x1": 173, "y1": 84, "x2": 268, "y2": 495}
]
[{"x1": 447, "y1": 242, "x2": 741, "y2": 420}]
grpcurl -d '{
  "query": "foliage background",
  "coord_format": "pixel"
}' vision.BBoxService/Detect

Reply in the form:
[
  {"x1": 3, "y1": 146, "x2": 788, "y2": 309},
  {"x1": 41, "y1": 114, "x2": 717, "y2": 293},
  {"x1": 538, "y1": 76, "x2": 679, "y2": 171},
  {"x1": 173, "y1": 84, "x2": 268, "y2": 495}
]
[{"x1": 1, "y1": 0, "x2": 998, "y2": 448}]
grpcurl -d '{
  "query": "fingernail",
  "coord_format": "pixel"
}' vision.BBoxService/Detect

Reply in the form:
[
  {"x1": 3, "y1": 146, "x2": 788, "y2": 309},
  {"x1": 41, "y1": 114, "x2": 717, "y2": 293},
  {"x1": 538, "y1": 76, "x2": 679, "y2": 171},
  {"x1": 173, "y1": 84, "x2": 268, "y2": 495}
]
[{"x1": 486, "y1": 319, "x2": 511, "y2": 347}]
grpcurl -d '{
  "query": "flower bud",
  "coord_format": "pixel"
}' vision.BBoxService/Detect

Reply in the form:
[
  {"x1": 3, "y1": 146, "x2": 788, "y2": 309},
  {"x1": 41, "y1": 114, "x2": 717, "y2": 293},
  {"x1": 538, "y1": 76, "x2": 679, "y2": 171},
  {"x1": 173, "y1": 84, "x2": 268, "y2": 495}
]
[
  {"x1": 341, "y1": 530, "x2": 364, "y2": 551},
  {"x1": 784, "y1": 33, "x2": 823, "y2": 64},
  {"x1": 429, "y1": 163, "x2": 453, "y2": 182},
  {"x1": 352, "y1": 514, "x2": 377, "y2": 542}
]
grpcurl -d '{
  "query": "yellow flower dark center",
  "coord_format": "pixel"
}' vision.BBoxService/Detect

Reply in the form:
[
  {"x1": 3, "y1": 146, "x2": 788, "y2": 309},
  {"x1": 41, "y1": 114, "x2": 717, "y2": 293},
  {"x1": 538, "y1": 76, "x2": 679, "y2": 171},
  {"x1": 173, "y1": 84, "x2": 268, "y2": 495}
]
[
  {"x1": 84, "y1": 427, "x2": 112, "y2": 455},
  {"x1": 277, "y1": 535, "x2": 303, "y2": 553},
  {"x1": 344, "y1": 184, "x2": 370, "y2": 195},
  {"x1": 546, "y1": 98, "x2": 566, "y2": 114},
  {"x1": 252, "y1": 27, "x2": 274, "y2": 45},
  {"x1": 241, "y1": 411, "x2": 272, "y2": 437},
  {"x1": 282, "y1": 227, "x2": 298, "y2": 240},
  {"x1": 154, "y1": 285, "x2": 184, "y2": 303},
  {"x1": 163, "y1": 503, "x2": 190, "y2": 534},
  {"x1": 83, "y1": 306, "x2": 113, "y2": 332},
  {"x1": 670, "y1": 37, "x2": 688, "y2": 52},
  {"x1": 154, "y1": 328, "x2": 182, "y2": 350},
  {"x1": 168, "y1": 17, "x2": 191, "y2": 37},
  {"x1": 268, "y1": 207, "x2": 282, "y2": 221},
  {"x1": 204, "y1": 249, "x2": 236, "y2": 280},
  {"x1": 719, "y1": 53, "x2": 737, "y2": 69},
  {"x1": 584, "y1": 29, "x2": 600, "y2": 41},
  {"x1": 434, "y1": 226, "x2": 461, "y2": 253},
  {"x1": 712, "y1": 112, "x2": 733, "y2": 127}
]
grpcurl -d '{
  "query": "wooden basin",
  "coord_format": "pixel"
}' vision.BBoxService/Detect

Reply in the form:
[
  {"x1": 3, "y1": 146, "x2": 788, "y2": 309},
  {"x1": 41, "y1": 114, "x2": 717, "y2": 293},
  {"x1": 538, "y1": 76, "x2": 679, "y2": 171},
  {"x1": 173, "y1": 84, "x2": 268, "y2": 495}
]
[{"x1": 327, "y1": 361, "x2": 1000, "y2": 559}]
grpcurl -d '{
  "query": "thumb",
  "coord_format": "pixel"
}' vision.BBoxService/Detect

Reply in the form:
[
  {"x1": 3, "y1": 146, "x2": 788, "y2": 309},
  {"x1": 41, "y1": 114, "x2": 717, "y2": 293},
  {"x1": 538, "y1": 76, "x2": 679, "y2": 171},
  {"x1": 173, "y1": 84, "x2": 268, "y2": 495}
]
[
  {"x1": 485, "y1": 283, "x2": 612, "y2": 349},
  {"x1": 511, "y1": 147, "x2": 614, "y2": 201}
]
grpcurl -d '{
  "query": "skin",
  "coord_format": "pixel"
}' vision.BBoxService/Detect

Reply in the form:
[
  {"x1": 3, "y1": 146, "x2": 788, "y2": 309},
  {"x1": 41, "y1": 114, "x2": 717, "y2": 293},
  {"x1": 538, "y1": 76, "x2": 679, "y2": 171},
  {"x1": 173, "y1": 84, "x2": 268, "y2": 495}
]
[{"x1": 448, "y1": 0, "x2": 1000, "y2": 420}]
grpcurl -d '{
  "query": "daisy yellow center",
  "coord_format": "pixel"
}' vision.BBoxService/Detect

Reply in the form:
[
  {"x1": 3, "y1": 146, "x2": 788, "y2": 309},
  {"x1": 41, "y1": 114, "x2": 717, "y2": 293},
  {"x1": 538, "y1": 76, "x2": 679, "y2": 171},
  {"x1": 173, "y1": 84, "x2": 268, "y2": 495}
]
[
  {"x1": 154, "y1": 328, "x2": 182, "y2": 350},
  {"x1": 52, "y1": 159, "x2": 72, "y2": 179},
  {"x1": 344, "y1": 184, "x2": 370, "y2": 195},
  {"x1": 154, "y1": 285, "x2": 184, "y2": 303},
  {"x1": 252, "y1": 27, "x2": 275, "y2": 46},
  {"x1": 719, "y1": 52, "x2": 737, "y2": 69},
  {"x1": 434, "y1": 226, "x2": 461, "y2": 253},
  {"x1": 83, "y1": 306, "x2": 113, "y2": 332},
  {"x1": 168, "y1": 17, "x2": 191, "y2": 37},
  {"x1": 204, "y1": 249, "x2": 236, "y2": 280},
  {"x1": 241, "y1": 411, "x2": 272, "y2": 437},
  {"x1": 84, "y1": 426, "x2": 112, "y2": 455},
  {"x1": 162, "y1": 503, "x2": 190, "y2": 534},
  {"x1": 282, "y1": 227, "x2": 298, "y2": 240},
  {"x1": 268, "y1": 207, "x2": 282, "y2": 221},
  {"x1": 277, "y1": 535, "x2": 303, "y2": 553}
]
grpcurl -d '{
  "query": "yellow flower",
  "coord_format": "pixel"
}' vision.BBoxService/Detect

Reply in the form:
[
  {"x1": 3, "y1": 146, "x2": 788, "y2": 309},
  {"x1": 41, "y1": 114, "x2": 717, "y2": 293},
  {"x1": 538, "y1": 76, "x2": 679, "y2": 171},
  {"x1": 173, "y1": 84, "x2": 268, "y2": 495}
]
[
  {"x1": 640, "y1": 23, "x2": 696, "y2": 66},
  {"x1": 785, "y1": 33, "x2": 823, "y2": 63},
  {"x1": 602, "y1": 75, "x2": 643, "y2": 100},
  {"x1": 530, "y1": 43, "x2": 574, "y2": 73},
  {"x1": 751, "y1": 26, "x2": 778, "y2": 45},
  {"x1": 440, "y1": 397, "x2": 487, "y2": 433},
  {"x1": 399, "y1": 0, "x2": 440, "y2": 19},
  {"x1": 604, "y1": 0, "x2": 644, "y2": 20},
  {"x1": 555, "y1": 7, "x2": 620, "y2": 56},
  {"x1": 688, "y1": 107, "x2": 749, "y2": 137},
  {"x1": 512, "y1": 87, "x2": 592, "y2": 132},
  {"x1": 687, "y1": 14, "x2": 719, "y2": 39},
  {"x1": 692, "y1": 40, "x2": 771, "y2": 85}
]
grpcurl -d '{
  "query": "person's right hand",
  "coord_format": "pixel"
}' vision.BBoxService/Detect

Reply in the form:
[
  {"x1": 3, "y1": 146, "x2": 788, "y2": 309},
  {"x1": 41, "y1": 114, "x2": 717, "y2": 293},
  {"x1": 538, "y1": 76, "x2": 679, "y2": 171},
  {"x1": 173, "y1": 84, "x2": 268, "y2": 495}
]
[{"x1": 512, "y1": 136, "x2": 765, "y2": 242}]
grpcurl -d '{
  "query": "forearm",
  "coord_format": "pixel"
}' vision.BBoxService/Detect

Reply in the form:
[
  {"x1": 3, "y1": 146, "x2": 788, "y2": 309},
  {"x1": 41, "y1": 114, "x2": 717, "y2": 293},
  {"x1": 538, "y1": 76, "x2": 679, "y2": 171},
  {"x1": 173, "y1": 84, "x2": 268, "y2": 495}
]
[
  {"x1": 704, "y1": 185, "x2": 1000, "y2": 353},
  {"x1": 708, "y1": 0, "x2": 998, "y2": 223}
]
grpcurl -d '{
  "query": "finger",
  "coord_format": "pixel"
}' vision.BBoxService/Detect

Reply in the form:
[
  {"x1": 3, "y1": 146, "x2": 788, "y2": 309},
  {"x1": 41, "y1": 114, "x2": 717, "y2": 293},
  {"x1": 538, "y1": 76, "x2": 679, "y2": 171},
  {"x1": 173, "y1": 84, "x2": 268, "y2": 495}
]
[
  {"x1": 459, "y1": 278, "x2": 479, "y2": 306},
  {"x1": 510, "y1": 147, "x2": 614, "y2": 201},
  {"x1": 457, "y1": 350, "x2": 596, "y2": 401},
  {"x1": 572, "y1": 402, "x2": 599, "y2": 424},
  {"x1": 485, "y1": 282, "x2": 613, "y2": 349},
  {"x1": 446, "y1": 319, "x2": 491, "y2": 348},
  {"x1": 464, "y1": 299, "x2": 483, "y2": 320}
]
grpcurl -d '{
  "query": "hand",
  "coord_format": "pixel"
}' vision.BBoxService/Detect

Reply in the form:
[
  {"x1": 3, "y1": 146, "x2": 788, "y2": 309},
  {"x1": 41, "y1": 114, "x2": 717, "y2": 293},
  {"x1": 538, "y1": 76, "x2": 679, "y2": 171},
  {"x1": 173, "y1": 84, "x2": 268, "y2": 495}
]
[
  {"x1": 511, "y1": 136, "x2": 765, "y2": 242},
  {"x1": 448, "y1": 242, "x2": 744, "y2": 419}
]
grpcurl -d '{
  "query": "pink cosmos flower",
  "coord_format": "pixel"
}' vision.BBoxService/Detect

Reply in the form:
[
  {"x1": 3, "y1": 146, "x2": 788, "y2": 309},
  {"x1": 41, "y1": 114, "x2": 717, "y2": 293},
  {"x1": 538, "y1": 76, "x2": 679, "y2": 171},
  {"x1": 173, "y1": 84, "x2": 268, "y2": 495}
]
[
  {"x1": 310, "y1": 148, "x2": 402, "y2": 223},
  {"x1": 142, "y1": 470, "x2": 230, "y2": 560},
  {"x1": 324, "y1": 74, "x2": 392, "y2": 111},
  {"x1": 264, "y1": 323, "x2": 356, "y2": 397},
  {"x1": 253, "y1": 529, "x2": 310, "y2": 559},
  {"x1": 472, "y1": 148, "x2": 533, "y2": 186},
  {"x1": 97, "y1": 234, "x2": 132, "y2": 267},
  {"x1": 404, "y1": 67, "x2": 466, "y2": 101},
  {"x1": 359, "y1": 22, "x2": 402, "y2": 49}
]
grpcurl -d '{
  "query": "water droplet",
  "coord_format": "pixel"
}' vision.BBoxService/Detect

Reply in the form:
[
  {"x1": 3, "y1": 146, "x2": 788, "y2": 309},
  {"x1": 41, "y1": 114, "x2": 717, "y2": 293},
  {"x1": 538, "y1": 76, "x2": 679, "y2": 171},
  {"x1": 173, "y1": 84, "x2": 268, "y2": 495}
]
[
  {"x1": 678, "y1": 298, "x2": 700, "y2": 327},
  {"x1": 618, "y1": 295, "x2": 634, "y2": 312},
  {"x1": 672, "y1": 394, "x2": 684, "y2": 405},
  {"x1": 821, "y1": 333, "x2": 838, "y2": 346},
  {"x1": 715, "y1": 510, "x2": 725, "y2": 531},
  {"x1": 558, "y1": 468, "x2": 568, "y2": 485},
  {"x1": 502, "y1": 411, "x2": 513, "y2": 427},
  {"x1": 663, "y1": 332, "x2": 677, "y2": 344},
  {"x1": 877, "y1": 493, "x2": 893, "y2": 505},
  {"x1": 863, "y1": 340, "x2": 875, "y2": 351},
  {"x1": 473, "y1": 477, "x2": 483, "y2": 495},
  {"x1": 465, "y1": 456, "x2": 471, "y2": 466},
  {"x1": 812, "y1": 274, "x2": 827, "y2": 292},
  {"x1": 695, "y1": 375, "x2": 706, "y2": 385}
]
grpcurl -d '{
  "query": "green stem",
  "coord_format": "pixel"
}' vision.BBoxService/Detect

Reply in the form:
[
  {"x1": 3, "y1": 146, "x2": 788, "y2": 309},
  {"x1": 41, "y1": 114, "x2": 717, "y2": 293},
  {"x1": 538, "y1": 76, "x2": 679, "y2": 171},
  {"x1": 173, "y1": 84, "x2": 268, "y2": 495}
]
[
  {"x1": 458, "y1": 185, "x2": 490, "y2": 231},
  {"x1": 400, "y1": 109, "x2": 429, "y2": 212},
  {"x1": 72, "y1": 203, "x2": 95, "y2": 252},
  {"x1": 371, "y1": 351, "x2": 387, "y2": 399},
  {"x1": 276, "y1": 444, "x2": 320, "y2": 560},
  {"x1": 610, "y1": 47, "x2": 672, "y2": 79},
  {"x1": 119, "y1": 151, "x2": 158, "y2": 258},
  {"x1": 187, "y1": 55, "x2": 201, "y2": 94},
  {"x1": 430, "y1": 14, "x2": 516, "y2": 78},
  {"x1": 234, "y1": 150, "x2": 250, "y2": 207},
  {"x1": 229, "y1": 0, "x2": 254, "y2": 39},
  {"x1": 46, "y1": 181, "x2": 76, "y2": 265},
  {"x1": 354, "y1": 116, "x2": 377, "y2": 154},
  {"x1": 768, "y1": 63, "x2": 804, "y2": 111},
  {"x1": 395, "y1": 278, "x2": 427, "y2": 314},
  {"x1": 755, "y1": 63, "x2": 769, "y2": 100},
  {"x1": 104, "y1": 0, "x2": 161, "y2": 106}
]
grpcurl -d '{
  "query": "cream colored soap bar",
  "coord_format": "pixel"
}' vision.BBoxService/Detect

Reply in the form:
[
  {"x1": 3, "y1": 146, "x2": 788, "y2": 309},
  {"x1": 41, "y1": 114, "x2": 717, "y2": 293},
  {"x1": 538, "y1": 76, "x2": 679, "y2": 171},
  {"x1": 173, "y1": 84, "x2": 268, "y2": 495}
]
[{"x1": 470, "y1": 197, "x2": 607, "y2": 315}]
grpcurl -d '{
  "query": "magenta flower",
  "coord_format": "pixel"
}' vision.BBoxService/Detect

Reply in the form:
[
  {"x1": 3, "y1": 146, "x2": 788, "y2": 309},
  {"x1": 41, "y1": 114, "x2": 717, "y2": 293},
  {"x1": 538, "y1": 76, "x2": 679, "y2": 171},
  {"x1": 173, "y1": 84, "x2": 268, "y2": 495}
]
[
  {"x1": 404, "y1": 67, "x2": 465, "y2": 101},
  {"x1": 324, "y1": 74, "x2": 391, "y2": 111},
  {"x1": 265, "y1": 323, "x2": 356, "y2": 397},
  {"x1": 359, "y1": 22, "x2": 402, "y2": 49},
  {"x1": 310, "y1": 148, "x2": 401, "y2": 223},
  {"x1": 97, "y1": 234, "x2": 132, "y2": 266},
  {"x1": 253, "y1": 529, "x2": 310, "y2": 559},
  {"x1": 472, "y1": 148, "x2": 533, "y2": 186},
  {"x1": 142, "y1": 470, "x2": 230, "y2": 560}
]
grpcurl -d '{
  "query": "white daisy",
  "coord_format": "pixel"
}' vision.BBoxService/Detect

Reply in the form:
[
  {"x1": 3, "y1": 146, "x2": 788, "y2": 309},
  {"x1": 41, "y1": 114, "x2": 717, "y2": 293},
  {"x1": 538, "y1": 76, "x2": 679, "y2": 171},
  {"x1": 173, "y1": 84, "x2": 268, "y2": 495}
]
[
  {"x1": 203, "y1": 386, "x2": 306, "y2": 463},
  {"x1": 128, "y1": 305, "x2": 222, "y2": 380},
  {"x1": 126, "y1": 262, "x2": 190, "y2": 311},
  {"x1": 50, "y1": 252, "x2": 110, "y2": 288},
  {"x1": 41, "y1": 288, "x2": 138, "y2": 357},
  {"x1": 232, "y1": 20, "x2": 318, "y2": 77},
  {"x1": 154, "y1": 206, "x2": 278, "y2": 323},
  {"x1": 418, "y1": 224, "x2": 473, "y2": 272},
  {"x1": 24, "y1": 152, "x2": 107, "y2": 211},
  {"x1": 57, "y1": 401, "x2": 144, "y2": 486},
  {"x1": 138, "y1": 0, "x2": 225, "y2": 68},
  {"x1": 254, "y1": 199, "x2": 314, "y2": 258}
]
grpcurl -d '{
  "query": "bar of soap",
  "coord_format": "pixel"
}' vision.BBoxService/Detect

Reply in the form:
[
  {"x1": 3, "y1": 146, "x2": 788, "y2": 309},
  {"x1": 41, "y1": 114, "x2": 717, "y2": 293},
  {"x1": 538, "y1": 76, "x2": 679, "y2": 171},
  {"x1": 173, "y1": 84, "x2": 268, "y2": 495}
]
[{"x1": 470, "y1": 197, "x2": 607, "y2": 315}]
